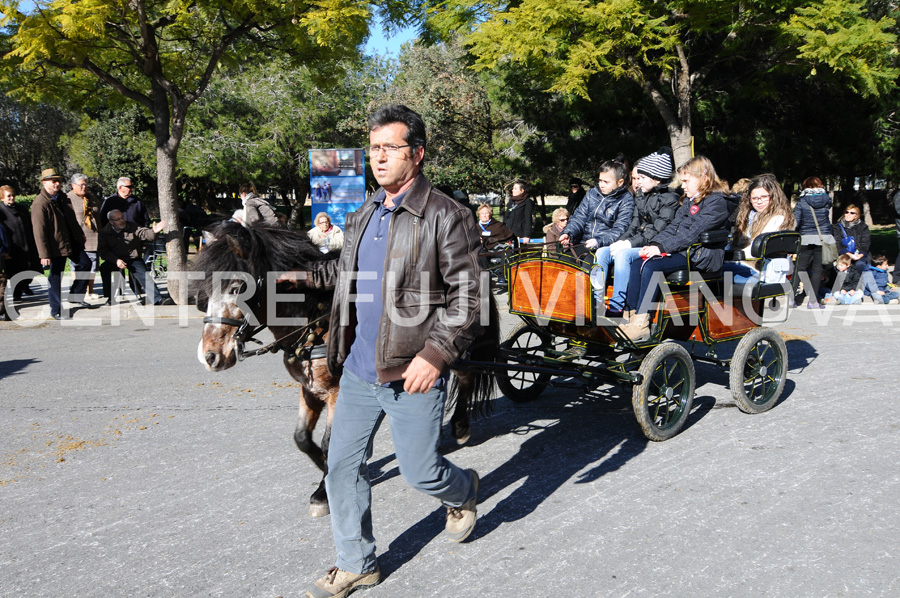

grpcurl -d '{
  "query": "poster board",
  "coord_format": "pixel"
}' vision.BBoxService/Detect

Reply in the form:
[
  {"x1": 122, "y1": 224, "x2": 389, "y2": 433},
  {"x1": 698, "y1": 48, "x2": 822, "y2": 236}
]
[{"x1": 309, "y1": 148, "x2": 366, "y2": 227}]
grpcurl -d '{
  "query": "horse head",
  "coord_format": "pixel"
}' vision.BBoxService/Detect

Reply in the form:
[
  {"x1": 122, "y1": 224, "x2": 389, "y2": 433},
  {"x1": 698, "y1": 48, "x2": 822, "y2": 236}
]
[{"x1": 191, "y1": 220, "x2": 335, "y2": 372}]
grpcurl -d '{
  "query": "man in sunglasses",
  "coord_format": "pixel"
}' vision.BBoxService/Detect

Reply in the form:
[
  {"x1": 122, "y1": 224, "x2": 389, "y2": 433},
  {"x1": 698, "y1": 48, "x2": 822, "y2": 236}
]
[{"x1": 99, "y1": 176, "x2": 150, "y2": 229}]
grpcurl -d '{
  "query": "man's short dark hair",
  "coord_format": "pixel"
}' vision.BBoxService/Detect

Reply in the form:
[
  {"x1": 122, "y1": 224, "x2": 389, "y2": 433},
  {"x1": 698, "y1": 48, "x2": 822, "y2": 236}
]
[{"x1": 368, "y1": 104, "x2": 427, "y2": 151}]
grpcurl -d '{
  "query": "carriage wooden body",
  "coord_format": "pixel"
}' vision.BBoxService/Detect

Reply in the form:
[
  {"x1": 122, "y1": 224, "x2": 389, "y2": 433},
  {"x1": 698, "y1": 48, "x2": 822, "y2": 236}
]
[{"x1": 488, "y1": 231, "x2": 801, "y2": 441}]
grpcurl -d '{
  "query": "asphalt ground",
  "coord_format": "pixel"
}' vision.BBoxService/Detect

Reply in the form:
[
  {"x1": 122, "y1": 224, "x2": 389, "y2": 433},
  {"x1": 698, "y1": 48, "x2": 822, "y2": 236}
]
[{"x1": 2, "y1": 278, "x2": 900, "y2": 597}]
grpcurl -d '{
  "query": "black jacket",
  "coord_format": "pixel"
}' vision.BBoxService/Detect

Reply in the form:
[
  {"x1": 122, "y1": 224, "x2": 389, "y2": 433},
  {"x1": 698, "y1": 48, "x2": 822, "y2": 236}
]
[
  {"x1": 561, "y1": 185, "x2": 634, "y2": 247},
  {"x1": 833, "y1": 218, "x2": 870, "y2": 257},
  {"x1": 621, "y1": 185, "x2": 680, "y2": 246},
  {"x1": 651, "y1": 192, "x2": 732, "y2": 272},
  {"x1": 503, "y1": 196, "x2": 533, "y2": 238}
]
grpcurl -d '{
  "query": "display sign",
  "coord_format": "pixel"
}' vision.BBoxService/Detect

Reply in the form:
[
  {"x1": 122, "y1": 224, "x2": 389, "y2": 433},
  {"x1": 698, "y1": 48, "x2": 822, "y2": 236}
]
[{"x1": 309, "y1": 148, "x2": 366, "y2": 227}]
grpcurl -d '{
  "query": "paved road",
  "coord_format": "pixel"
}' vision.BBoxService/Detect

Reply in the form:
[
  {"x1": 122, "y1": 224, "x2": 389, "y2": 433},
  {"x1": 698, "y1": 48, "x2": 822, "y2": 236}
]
[{"x1": 2, "y1": 286, "x2": 900, "y2": 597}]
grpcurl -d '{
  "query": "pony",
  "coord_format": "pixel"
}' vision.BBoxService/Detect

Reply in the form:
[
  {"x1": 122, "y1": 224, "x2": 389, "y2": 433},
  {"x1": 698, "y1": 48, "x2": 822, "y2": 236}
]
[{"x1": 191, "y1": 221, "x2": 498, "y2": 517}]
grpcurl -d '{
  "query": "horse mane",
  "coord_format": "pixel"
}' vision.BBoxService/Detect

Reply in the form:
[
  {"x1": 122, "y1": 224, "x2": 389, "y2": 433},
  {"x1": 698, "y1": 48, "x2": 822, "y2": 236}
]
[{"x1": 191, "y1": 220, "x2": 338, "y2": 301}]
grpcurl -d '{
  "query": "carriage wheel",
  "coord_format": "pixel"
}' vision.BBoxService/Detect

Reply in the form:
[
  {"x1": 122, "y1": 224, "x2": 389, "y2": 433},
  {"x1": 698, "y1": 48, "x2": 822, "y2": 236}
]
[
  {"x1": 496, "y1": 322, "x2": 553, "y2": 402},
  {"x1": 632, "y1": 342, "x2": 695, "y2": 441},
  {"x1": 729, "y1": 327, "x2": 787, "y2": 414}
]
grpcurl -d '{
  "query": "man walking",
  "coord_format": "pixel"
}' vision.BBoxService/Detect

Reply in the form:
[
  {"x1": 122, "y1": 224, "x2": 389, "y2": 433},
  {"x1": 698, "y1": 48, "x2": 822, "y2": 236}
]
[
  {"x1": 300, "y1": 105, "x2": 485, "y2": 598},
  {"x1": 30, "y1": 168, "x2": 90, "y2": 319}
]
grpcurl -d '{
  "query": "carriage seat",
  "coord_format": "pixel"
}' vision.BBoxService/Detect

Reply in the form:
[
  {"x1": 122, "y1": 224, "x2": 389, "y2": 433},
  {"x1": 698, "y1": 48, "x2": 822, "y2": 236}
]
[
  {"x1": 665, "y1": 229, "x2": 732, "y2": 285},
  {"x1": 730, "y1": 230, "x2": 801, "y2": 300}
]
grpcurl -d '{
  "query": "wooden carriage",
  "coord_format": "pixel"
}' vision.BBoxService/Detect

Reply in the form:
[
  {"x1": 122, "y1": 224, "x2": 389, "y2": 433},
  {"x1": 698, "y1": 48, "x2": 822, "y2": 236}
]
[{"x1": 493, "y1": 230, "x2": 801, "y2": 441}]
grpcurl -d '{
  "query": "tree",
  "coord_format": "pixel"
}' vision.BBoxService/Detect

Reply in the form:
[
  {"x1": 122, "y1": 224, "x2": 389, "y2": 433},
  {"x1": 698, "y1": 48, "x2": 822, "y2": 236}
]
[
  {"x1": 179, "y1": 55, "x2": 391, "y2": 223},
  {"x1": 382, "y1": 37, "x2": 526, "y2": 194},
  {"x1": 1, "y1": 0, "x2": 369, "y2": 301},
  {"x1": 425, "y1": 0, "x2": 898, "y2": 168},
  {"x1": 0, "y1": 89, "x2": 78, "y2": 192}
]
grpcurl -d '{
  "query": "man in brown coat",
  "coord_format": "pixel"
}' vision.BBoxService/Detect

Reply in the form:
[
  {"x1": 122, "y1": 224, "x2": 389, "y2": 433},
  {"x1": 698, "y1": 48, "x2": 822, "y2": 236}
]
[
  {"x1": 30, "y1": 168, "x2": 90, "y2": 319},
  {"x1": 98, "y1": 209, "x2": 170, "y2": 305}
]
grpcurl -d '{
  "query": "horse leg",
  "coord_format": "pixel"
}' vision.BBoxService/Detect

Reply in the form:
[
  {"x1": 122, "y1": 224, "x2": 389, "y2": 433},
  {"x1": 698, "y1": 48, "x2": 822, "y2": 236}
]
[
  {"x1": 293, "y1": 387, "x2": 330, "y2": 517},
  {"x1": 449, "y1": 370, "x2": 472, "y2": 445}
]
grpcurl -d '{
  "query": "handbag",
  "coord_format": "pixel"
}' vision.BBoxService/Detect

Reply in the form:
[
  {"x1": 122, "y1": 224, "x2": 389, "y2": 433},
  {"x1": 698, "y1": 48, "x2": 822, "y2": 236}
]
[
  {"x1": 808, "y1": 204, "x2": 838, "y2": 264},
  {"x1": 837, "y1": 223, "x2": 856, "y2": 254}
]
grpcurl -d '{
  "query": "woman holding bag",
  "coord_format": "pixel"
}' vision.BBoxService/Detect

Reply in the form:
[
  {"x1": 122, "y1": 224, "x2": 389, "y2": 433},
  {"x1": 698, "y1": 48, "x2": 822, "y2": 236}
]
[
  {"x1": 832, "y1": 203, "x2": 870, "y2": 273},
  {"x1": 793, "y1": 176, "x2": 835, "y2": 309}
]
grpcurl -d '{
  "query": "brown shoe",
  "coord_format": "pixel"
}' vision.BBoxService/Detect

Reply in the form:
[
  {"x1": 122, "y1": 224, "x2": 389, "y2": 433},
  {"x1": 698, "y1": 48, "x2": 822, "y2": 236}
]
[
  {"x1": 306, "y1": 566, "x2": 381, "y2": 598},
  {"x1": 620, "y1": 313, "x2": 651, "y2": 341},
  {"x1": 445, "y1": 469, "x2": 479, "y2": 542}
]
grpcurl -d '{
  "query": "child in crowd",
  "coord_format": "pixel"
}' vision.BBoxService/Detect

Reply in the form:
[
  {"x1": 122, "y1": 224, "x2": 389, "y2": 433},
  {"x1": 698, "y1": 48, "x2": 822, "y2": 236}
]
[
  {"x1": 823, "y1": 254, "x2": 863, "y2": 304},
  {"x1": 863, "y1": 255, "x2": 900, "y2": 304}
]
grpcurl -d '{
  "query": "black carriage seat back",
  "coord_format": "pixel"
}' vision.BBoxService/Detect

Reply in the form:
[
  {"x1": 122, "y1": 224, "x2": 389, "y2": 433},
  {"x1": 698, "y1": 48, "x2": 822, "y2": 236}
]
[
  {"x1": 738, "y1": 230, "x2": 802, "y2": 300},
  {"x1": 665, "y1": 229, "x2": 731, "y2": 286}
]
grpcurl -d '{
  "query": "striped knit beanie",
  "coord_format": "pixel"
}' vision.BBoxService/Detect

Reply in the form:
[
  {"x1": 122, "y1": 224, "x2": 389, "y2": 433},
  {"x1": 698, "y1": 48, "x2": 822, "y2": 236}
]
[{"x1": 636, "y1": 148, "x2": 674, "y2": 182}]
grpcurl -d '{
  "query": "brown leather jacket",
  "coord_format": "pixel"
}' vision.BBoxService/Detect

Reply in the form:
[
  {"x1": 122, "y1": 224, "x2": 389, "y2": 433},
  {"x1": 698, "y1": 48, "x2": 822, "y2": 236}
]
[{"x1": 306, "y1": 173, "x2": 486, "y2": 382}]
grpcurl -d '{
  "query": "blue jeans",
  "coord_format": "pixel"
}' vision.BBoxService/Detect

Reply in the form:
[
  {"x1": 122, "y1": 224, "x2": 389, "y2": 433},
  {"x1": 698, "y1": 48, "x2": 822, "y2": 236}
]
[
  {"x1": 325, "y1": 368, "x2": 476, "y2": 574},
  {"x1": 824, "y1": 290, "x2": 864, "y2": 304},
  {"x1": 722, "y1": 262, "x2": 759, "y2": 285},
  {"x1": 626, "y1": 252, "x2": 689, "y2": 315},
  {"x1": 593, "y1": 246, "x2": 642, "y2": 312}
]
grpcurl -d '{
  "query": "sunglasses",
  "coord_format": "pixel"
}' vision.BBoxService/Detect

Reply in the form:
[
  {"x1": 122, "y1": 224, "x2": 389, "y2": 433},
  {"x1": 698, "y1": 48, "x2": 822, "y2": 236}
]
[
  {"x1": 845, "y1": 211, "x2": 858, "y2": 215},
  {"x1": 558, "y1": 217, "x2": 568, "y2": 221}
]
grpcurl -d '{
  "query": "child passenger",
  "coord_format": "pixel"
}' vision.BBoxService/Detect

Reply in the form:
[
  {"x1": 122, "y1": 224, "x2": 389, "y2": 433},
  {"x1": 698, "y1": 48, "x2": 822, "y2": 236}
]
[
  {"x1": 822, "y1": 254, "x2": 863, "y2": 304},
  {"x1": 863, "y1": 255, "x2": 900, "y2": 304},
  {"x1": 593, "y1": 148, "x2": 679, "y2": 318},
  {"x1": 620, "y1": 155, "x2": 732, "y2": 341},
  {"x1": 558, "y1": 158, "x2": 634, "y2": 256},
  {"x1": 723, "y1": 173, "x2": 796, "y2": 284}
]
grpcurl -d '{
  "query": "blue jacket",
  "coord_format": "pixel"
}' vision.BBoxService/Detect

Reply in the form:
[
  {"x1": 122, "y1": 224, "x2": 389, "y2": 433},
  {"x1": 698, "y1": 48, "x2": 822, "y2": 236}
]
[
  {"x1": 863, "y1": 265, "x2": 889, "y2": 296},
  {"x1": 651, "y1": 192, "x2": 732, "y2": 272},
  {"x1": 793, "y1": 189, "x2": 833, "y2": 242},
  {"x1": 561, "y1": 185, "x2": 634, "y2": 247}
]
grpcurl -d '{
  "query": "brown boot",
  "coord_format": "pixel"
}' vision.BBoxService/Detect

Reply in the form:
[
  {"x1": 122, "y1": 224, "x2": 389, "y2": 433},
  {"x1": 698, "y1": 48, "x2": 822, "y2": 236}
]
[{"x1": 620, "y1": 313, "x2": 651, "y2": 341}]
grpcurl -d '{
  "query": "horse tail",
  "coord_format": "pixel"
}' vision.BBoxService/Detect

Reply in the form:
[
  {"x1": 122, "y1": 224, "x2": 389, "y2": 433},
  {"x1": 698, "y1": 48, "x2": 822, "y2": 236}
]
[{"x1": 448, "y1": 292, "x2": 501, "y2": 419}]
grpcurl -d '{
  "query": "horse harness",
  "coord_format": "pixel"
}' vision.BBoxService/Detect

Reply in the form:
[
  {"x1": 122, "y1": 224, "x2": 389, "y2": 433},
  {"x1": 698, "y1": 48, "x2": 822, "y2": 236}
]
[{"x1": 201, "y1": 276, "x2": 329, "y2": 362}]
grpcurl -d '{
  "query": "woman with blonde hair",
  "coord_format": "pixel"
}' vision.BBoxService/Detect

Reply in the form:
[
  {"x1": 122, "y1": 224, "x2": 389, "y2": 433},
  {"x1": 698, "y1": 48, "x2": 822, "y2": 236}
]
[
  {"x1": 542, "y1": 207, "x2": 570, "y2": 249},
  {"x1": 308, "y1": 212, "x2": 344, "y2": 254},
  {"x1": 620, "y1": 155, "x2": 732, "y2": 341}
]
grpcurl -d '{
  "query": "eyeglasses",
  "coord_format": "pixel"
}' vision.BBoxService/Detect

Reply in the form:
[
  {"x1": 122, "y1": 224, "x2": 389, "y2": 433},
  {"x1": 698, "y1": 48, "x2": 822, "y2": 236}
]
[
  {"x1": 845, "y1": 211, "x2": 858, "y2": 215},
  {"x1": 750, "y1": 193, "x2": 770, "y2": 202},
  {"x1": 368, "y1": 144, "x2": 411, "y2": 157},
  {"x1": 121, "y1": 185, "x2": 133, "y2": 188}
]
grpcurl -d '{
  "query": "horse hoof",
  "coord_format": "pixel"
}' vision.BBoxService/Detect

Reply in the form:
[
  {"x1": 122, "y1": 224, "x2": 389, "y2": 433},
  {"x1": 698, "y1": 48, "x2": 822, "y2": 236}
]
[
  {"x1": 455, "y1": 431, "x2": 471, "y2": 445},
  {"x1": 309, "y1": 503, "x2": 330, "y2": 518}
]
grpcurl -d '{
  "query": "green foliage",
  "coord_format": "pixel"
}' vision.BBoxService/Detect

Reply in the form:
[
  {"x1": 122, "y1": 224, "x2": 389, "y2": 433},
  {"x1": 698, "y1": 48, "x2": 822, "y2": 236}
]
[
  {"x1": 65, "y1": 105, "x2": 157, "y2": 197},
  {"x1": 0, "y1": 89, "x2": 78, "y2": 192},
  {"x1": 380, "y1": 36, "x2": 524, "y2": 193}
]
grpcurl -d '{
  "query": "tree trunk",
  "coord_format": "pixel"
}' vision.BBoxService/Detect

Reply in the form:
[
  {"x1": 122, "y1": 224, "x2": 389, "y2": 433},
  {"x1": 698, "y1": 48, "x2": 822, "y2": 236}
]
[{"x1": 156, "y1": 144, "x2": 187, "y2": 303}]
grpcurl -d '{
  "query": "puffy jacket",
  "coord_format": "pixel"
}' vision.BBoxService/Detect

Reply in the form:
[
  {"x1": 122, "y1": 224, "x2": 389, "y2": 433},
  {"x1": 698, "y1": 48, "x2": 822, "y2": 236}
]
[
  {"x1": 833, "y1": 218, "x2": 870, "y2": 257},
  {"x1": 242, "y1": 193, "x2": 283, "y2": 228},
  {"x1": 651, "y1": 192, "x2": 732, "y2": 272},
  {"x1": 621, "y1": 185, "x2": 680, "y2": 246},
  {"x1": 794, "y1": 189, "x2": 834, "y2": 242},
  {"x1": 561, "y1": 185, "x2": 634, "y2": 247},
  {"x1": 305, "y1": 173, "x2": 485, "y2": 382}
]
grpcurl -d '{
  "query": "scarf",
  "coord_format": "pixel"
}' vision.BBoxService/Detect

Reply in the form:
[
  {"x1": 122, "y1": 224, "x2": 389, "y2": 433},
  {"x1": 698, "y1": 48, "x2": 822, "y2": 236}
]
[
  {"x1": 510, "y1": 192, "x2": 528, "y2": 205},
  {"x1": 82, "y1": 196, "x2": 96, "y2": 232}
]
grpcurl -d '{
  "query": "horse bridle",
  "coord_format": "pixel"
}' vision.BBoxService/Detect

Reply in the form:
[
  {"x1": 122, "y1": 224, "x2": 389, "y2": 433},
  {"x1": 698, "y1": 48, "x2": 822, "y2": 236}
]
[{"x1": 202, "y1": 275, "x2": 328, "y2": 362}]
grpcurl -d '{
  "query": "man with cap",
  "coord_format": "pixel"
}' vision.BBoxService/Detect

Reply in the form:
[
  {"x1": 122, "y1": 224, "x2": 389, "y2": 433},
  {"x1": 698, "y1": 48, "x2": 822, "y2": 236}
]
[
  {"x1": 592, "y1": 148, "x2": 680, "y2": 319},
  {"x1": 31, "y1": 168, "x2": 91, "y2": 319}
]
